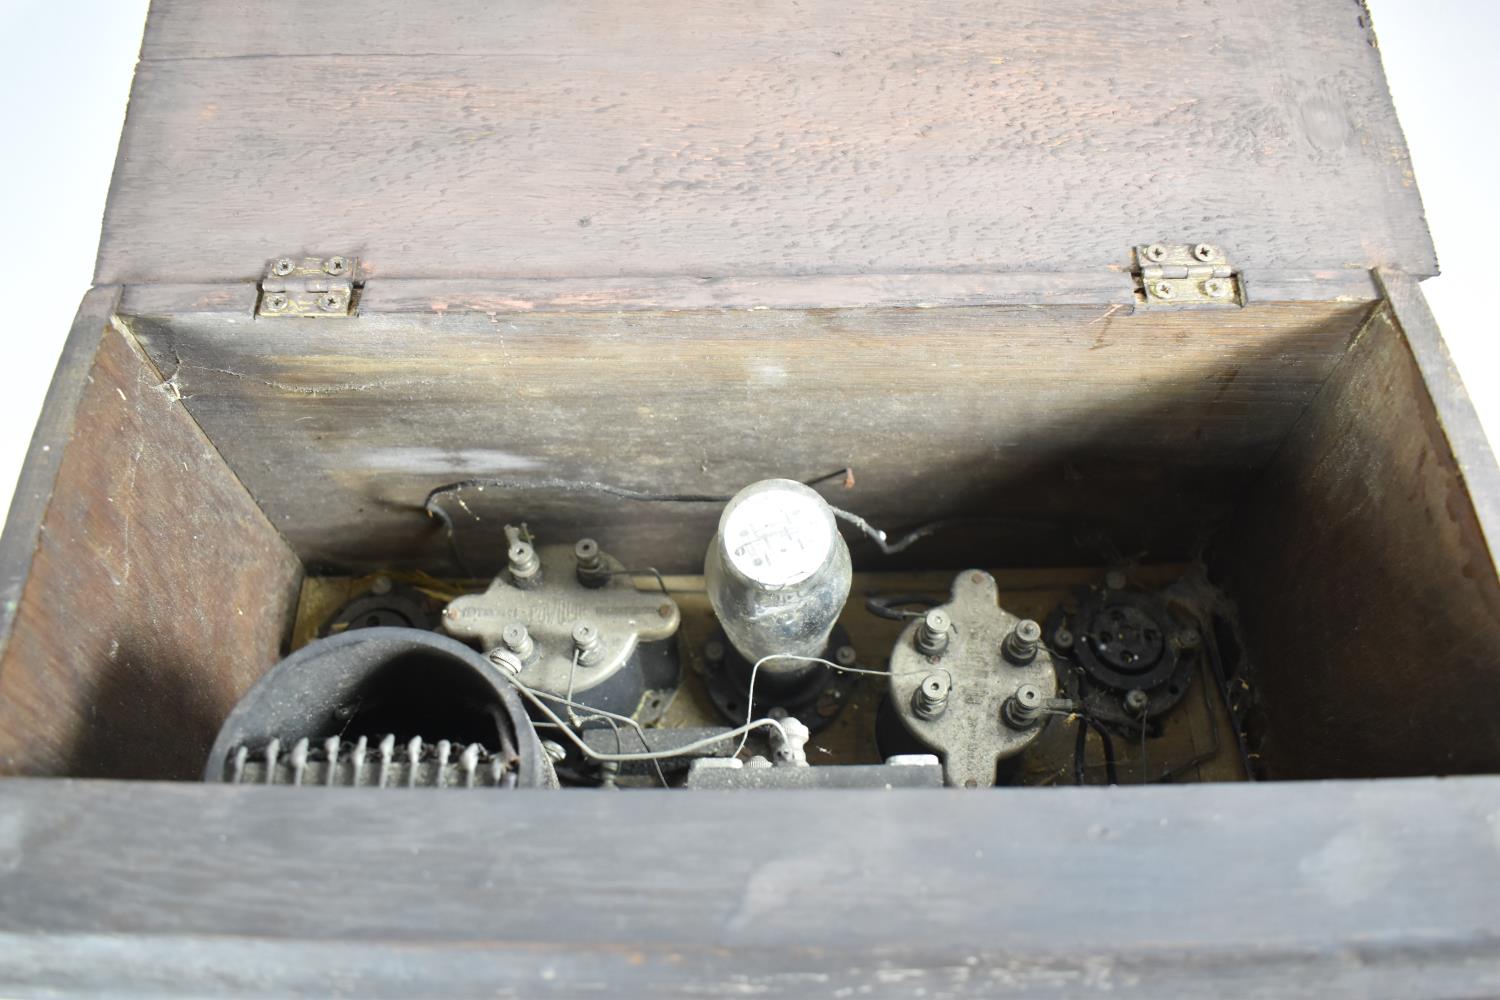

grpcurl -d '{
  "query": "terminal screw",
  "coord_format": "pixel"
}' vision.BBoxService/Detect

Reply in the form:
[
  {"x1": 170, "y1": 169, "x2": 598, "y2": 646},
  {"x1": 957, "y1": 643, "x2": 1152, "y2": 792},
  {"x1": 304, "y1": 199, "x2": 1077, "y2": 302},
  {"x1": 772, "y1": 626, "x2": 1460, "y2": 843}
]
[
  {"x1": 1003, "y1": 684, "x2": 1045, "y2": 729},
  {"x1": 574, "y1": 538, "x2": 609, "y2": 588},
  {"x1": 573, "y1": 623, "x2": 604, "y2": 667},
  {"x1": 915, "y1": 609, "x2": 951, "y2": 657},
  {"x1": 501, "y1": 622, "x2": 536, "y2": 664},
  {"x1": 912, "y1": 672, "x2": 951, "y2": 720},
  {"x1": 1003, "y1": 619, "x2": 1042, "y2": 665},
  {"x1": 508, "y1": 540, "x2": 542, "y2": 590}
]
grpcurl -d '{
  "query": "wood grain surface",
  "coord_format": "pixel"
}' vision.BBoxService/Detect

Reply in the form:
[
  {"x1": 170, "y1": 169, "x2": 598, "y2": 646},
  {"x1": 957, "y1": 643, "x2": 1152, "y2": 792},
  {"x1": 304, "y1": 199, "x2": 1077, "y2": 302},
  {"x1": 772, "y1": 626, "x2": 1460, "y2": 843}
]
[
  {"x1": 1, "y1": 776, "x2": 1497, "y2": 998},
  {"x1": 97, "y1": 0, "x2": 1435, "y2": 284},
  {"x1": 0, "y1": 321, "x2": 303, "y2": 779},
  {"x1": 1229, "y1": 281, "x2": 1500, "y2": 779},
  {"x1": 121, "y1": 292, "x2": 1376, "y2": 574}
]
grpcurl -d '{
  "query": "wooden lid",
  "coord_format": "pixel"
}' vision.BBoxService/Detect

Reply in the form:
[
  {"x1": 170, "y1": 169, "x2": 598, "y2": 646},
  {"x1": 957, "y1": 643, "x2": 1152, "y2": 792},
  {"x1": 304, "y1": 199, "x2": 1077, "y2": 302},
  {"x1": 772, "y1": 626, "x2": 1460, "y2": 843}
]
[{"x1": 98, "y1": 0, "x2": 1435, "y2": 285}]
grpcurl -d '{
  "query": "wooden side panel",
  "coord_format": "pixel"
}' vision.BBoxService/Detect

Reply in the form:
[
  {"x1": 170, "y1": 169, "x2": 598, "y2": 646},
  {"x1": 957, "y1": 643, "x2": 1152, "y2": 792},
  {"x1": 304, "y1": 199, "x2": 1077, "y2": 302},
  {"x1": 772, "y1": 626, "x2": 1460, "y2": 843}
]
[
  {"x1": 0, "y1": 321, "x2": 303, "y2": 780},
  {"x1": 0, "y1": 288, "x2": 123, "y2": 649},
  {"x1": 121, "y1": 294, "x2": 1375, "y2": 574},
  {"x1": 1229, "y1": 279, "x2": 1500, "y2": 778},
  {"x1": 98, "y1": 0, "x2": 1434, "y2": 284},
  {"x1": 2, "y1": 777, "x2": 1499, "y2": 998}
]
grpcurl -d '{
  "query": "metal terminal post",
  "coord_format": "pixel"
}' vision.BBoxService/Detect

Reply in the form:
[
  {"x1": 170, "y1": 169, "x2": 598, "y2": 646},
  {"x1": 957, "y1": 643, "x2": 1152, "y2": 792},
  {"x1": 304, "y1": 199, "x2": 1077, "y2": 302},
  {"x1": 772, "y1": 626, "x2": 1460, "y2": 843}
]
[
  {"x1": 574, "y1": 538, "x2": 609, "y2": 588},
  {"x1": 915, "y1": 609, "x2": 951, "y2": 657},
  {"x1": 501, "y1": 622, "x2": 537, "y2": 664},
  {"x1": 1003, "y1": 684, "x2": 1045, "y2": 729},
  {"x1": 508, "y1": 540, "x2": 543, "y2": 590},
  {"x1": 1004, "y1": 619, "x2": 1042, "y2": 665},
  {"x1": 573, "y1": 623, "x2": 604, "y2": 667},
  {"x1": 912, "y1": 671, "x2": 951, "y2": 720}
]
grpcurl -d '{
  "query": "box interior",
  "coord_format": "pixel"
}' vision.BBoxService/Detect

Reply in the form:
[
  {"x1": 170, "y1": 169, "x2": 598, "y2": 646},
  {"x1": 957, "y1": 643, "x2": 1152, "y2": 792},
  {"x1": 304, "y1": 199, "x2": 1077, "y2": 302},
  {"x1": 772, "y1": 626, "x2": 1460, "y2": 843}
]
[{"x1": 2, "y1": 288, "x2": 1496, "y2": 783}]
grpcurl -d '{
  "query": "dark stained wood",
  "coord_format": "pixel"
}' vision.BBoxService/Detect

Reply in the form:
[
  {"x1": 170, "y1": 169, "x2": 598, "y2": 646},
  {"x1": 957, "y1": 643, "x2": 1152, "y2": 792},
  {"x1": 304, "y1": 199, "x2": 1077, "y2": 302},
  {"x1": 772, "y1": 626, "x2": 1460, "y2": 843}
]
[
  {"x1": 2, "y1": 776, "x2": 1499, "y2": 998},
  {"x1": 1228, "y1": 280, "x2": 1500, "y2": 779},
  {"x1": 97, "y1": 0, "x2": 1435, "y2": 285},
  {"x1": 0, "y1": 322, "x2": 303, "y2": 780},
  {"x1": 119, "y1": 290, "x2": 1377, "y2": 574},
  {"x1": 0, "y1": 288, "x2": 122, "y2": 650}
]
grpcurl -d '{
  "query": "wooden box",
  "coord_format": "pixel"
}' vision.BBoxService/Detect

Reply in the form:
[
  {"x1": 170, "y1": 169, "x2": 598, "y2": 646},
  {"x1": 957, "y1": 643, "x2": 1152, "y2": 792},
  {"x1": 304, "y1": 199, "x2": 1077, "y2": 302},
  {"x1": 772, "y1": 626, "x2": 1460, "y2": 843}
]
[{"x1": 2, "y1": 2, "x2": 1497, "y2": 995}]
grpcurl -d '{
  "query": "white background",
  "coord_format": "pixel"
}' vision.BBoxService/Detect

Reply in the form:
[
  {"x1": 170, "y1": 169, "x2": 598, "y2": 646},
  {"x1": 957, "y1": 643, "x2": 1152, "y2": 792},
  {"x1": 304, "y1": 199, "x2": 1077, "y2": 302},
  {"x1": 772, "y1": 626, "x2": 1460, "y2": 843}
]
[{"x1": 0, "y1": 0, "x2": 1492, "y2": 525}]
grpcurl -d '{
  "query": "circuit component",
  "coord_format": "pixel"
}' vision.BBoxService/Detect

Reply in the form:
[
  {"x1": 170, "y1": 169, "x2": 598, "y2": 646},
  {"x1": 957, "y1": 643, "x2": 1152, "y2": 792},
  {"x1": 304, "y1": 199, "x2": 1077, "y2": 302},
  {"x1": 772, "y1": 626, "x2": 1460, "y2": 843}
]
[
  {"x1": 700, "y1": 479, "x2": 856, "y2": 731},
  {"x1": 1046, "y1": 579, "x2": 1200, "y2": 728},
  {"x1": 881, "y1": 570, "x2": 1060, "y2": 787},
  {"x1": 205, "y1": 628, "x2": 556, "y2": 789},
  {"x1": 441, "y1": 530, "x2": 682, "y2": 721}
]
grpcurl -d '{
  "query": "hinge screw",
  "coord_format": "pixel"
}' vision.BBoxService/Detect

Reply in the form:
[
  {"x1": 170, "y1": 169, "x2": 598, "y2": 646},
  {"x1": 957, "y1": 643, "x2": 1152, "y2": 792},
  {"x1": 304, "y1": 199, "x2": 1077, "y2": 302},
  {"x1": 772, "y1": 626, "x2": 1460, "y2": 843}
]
[
  {"x1": 317, "y1": 292, "x2": 343, "y2": 312},
  {"x1": 1150, "y1": 281, "x2": 1174, "y2": 299},
  {"x1": 263, "y1": 292, "x2": 289, "y2": 312},
  {"x1": 1203, "y1": 278, "x2": 1229, "y2": 299},
  {"x1": 1144, "y1": 244, "x2": 1167, "y2": 263},
  {"x1": 271, "y1": 257, "x2": 296, "y2": 276},
  {"x1": 324, "y1": 256, "x2": 350, "y2": 276},
  {"x1": 1193, "y1": 243, "x2": 1216, "y2": 262}
]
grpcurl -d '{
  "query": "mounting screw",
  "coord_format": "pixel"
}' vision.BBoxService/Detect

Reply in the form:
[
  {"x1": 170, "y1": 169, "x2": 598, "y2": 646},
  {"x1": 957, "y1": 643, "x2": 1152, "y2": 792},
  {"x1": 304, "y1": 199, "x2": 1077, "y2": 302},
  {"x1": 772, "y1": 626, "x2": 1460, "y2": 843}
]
[
  {"x1": 1144, "y1": 244, "x2": 1167, "y2": 263},
  {"x1": 501, "y1": 622, "x2": 536, "y2": 664},
  {"x1": 271, "y1": 257, "x2": 296, "y2": 276},
  {"x1": 1004, "y1": 684, "x2": 1045, "y2": 729},
  {"x1": 1193, "y1": 243, "x2": 1216, "y2": 262},
  {"x1": 324, "y1": 256, "x2": 350, "y2": 276},
  {"x1": 1174, "y1": 628, "x2": 1202, "y2": 651},
  {"x1": 317, "y1": 292, "x2": 343, "y2": 312},
  {"x1": 1105, "y1": 569, "x2": 1128, "y2": 591},
  {"x1": 1053, "y1": 626, "x2": 1075, "y2": 652},
  {"x1": 508, "y1": 541, "x2": 542, "y2": 589},
  {"x1": 915, "y1": 609, "x2": 951, "y2": 657},
  {"x1": 835, "y1": 645, "x2": 858, "y2": 668},
  {"x1": 263, "y1": 292, "x2": 289, "y2": 313},
  {"x1": 1124, "y1": 688, "x2": 1150, "y2": 716},
  {"x1": 912, "y1": 672, "x2": 951, "y2": 720},
  {"x1": 573, "y1": 622, "x2": 604, "y2": 667},
  {"x1": 703, "y1": 639, "x2": 725, "y2": 665},
  {"x1": 1150, "y1": 281, "x2": 1174, "y2": 299},
  {"x1": 541, "y1": 740, "x2": 567, "y2": 764},
  {"x1": 574, "y1": 537, "x2": 609, "y2": 588},
  {"x1": 369, "y1": 575, "x2": 393, "y2": 596},
  {"x1": 1004, "y1": 619, "x2": 1042, "y2": 665},
  {"x1": 1203, "y1": 278, "x2": 1229, "y2": 299}
]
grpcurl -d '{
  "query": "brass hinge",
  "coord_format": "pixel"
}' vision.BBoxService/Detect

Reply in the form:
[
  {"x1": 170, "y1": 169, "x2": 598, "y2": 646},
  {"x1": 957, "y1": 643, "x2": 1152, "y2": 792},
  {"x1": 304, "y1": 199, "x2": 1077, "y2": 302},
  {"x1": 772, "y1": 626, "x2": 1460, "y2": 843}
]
[
  {"x1": 1132, "y1": 243, "x2": 1240, "y2": 307},
  {"x1": 257, "y1": 255, "x2": 359, "y2": 317}
]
